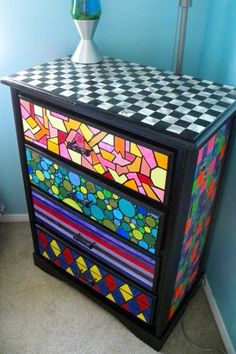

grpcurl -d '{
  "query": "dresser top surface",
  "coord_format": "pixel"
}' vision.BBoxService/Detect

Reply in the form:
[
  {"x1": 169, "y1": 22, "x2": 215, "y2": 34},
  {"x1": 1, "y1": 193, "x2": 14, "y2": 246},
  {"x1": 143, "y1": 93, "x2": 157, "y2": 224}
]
[{"x1": 3, "y1": 56, "x2": 236, "y2": 142}]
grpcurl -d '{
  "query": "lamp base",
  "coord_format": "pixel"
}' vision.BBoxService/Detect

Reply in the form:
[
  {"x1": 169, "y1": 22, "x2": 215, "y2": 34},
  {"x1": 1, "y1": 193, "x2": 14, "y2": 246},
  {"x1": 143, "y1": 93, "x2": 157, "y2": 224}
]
[
  {"x1": 71, "y1": 40, "x2": 102, "y2": 64},
  {"x1": 71, "y1": 20, "x2": 103, "y2": 64}
]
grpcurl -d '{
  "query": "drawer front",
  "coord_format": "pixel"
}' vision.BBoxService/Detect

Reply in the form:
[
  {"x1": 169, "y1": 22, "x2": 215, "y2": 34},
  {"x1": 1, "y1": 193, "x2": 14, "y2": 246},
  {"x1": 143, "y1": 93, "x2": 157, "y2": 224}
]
[
  {"x1": 26, "y1": 146, "x2": 163, "y2": 254},
  {"x1": 32, "y1": 189, "x2": 157, "y2": 290},
  {"x1": 36, "y1": 226, "x2": 155, "y2": 324},
  {"x1": 21, "y1": 97, "x2": 172, "y2": 204}
]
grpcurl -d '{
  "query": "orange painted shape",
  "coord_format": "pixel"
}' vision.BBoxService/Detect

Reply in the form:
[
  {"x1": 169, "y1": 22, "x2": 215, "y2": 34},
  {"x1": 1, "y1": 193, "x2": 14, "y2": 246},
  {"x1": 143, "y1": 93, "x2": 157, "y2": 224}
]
[
  {"x1": 197, "y1": 171, "x2": 204, "y2": 187},
  {"x1": 142, "y1": 183, "x2": 159, "y2": 201},
  {"x1": 185, "y1": 218, "x2": 191, "y2": 234},
  {"x1": 115, "y1": 136, "x2": 125, "y2": 157},
  {"x1": 100, "y1": 149, "x2": 115, "y2": 162},
  {"x1": 89, "y1": 131, "x2": 107, "y2": 147},
  {"x1": 127, "y1": 157, "x2": 142, "y2": 173},
  {"x1": 124, "y1": 179, "x2": 139, "y2": 192},
  {"x1": 155, "y1": 152, "x2": 168, "y2": 170}
]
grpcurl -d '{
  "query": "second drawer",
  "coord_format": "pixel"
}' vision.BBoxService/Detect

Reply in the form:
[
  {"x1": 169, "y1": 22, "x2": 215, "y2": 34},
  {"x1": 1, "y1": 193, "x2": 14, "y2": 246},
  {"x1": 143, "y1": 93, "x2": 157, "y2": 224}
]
[
  {"x1": 26, "y1": 145, "x2": 164, "y2": 255},
  {"x1": 32, "y1": 189, "x2": 158, "y2": 291}
]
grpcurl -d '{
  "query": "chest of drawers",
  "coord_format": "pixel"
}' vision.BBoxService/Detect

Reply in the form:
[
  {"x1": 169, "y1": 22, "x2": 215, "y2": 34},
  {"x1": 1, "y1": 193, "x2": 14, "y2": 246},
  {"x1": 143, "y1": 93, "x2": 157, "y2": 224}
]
[{"x1": 2, "y1": 57, "x2": 236, "y2": 350}]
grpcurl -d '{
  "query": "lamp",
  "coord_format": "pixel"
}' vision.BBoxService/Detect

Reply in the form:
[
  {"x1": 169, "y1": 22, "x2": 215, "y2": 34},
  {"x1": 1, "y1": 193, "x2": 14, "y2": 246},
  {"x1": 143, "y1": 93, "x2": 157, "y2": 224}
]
[
  {"x1": 175, "y1": 0, "x2": 192, "y2": 75},
  {"x1": 71, "y1": 0, "x2": 103, "y2": 64}
]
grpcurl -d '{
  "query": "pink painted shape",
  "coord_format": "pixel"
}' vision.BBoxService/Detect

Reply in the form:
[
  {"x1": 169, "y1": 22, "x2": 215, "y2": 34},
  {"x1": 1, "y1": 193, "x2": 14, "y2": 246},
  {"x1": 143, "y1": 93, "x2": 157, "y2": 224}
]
[
  {"x1": 20, "y1": 99, "x2": 30, "y2": 113},
  {"x1": 152, "y1": 187, "x2": 164, "y2": 202},
  {"x1": 67, "y1": 130, "x2": 77, "y2": 142},
  {"x1": 113, "y1": 152, "x2": 130, "y2": 166},
  {"x1": 138, "y1": 146, "x2": 157, "y2": 169},
  {"x1": 116, "y1": 165, "x2": 129, "y2": 176},
  {"x1": 38, "y1": 136, "x2": 47, "y2": 146},
  {"x1": 21, "y1": 105, "x2": 30, "y2": 119},
  {"x1": 49, "y1": 124, "x2": 58, "y2": 138},
  {"x1": 99, "y1": 141, "x2": 114, "y2": 153},
  {"x1": 25, "y1": 131, "x2": 35, "y2": 139},
  {"x1": 141, "y1": 158, "x2": 151, "y2": 176},
  {"x1": 197, "y1": 147, "x2": 203, "y2": 165},
  {"x1": 125, "y1": 152, "x2": 136, "y2": 162},
  {"x1": 81, "y1": 157, "x2": 95, "y2": 171},
  {"x1": 89, "y1": 126, "x2": 100, "y2": 134},
  {"x1": 126, "y1": 141, "x2": 130, "y2": 151},
  {"x1": 200, "y1": 181, "x2": 206, "y2": 194},
  {"x1": 60, "y1": 144, "x2": 70, "y2": 159},
  {"x1": 207, "y1": 136, "x2": 215, "y2": 154},
  {"x1": 209, "y1": 158, "x2": 216, "y2": 173},
  {"x1": 98, "y1": 156, "x2": 115, "y2": 170},
  {"x1": 36, "y1": 115, "x2": 44, "y2": 125},
  {"x1": 138, "y1": 186, "x2": 145, "y2": 195},
  {"x1": 50, "y1": 111, "x2": 68, "y2": 121}
]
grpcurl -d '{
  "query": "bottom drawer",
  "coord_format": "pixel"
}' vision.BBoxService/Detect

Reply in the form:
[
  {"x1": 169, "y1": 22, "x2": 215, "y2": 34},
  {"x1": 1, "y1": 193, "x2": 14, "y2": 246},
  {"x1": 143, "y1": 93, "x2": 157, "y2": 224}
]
[{"x1": 36, "y1": 226, "x2": 156, "y2": 325}]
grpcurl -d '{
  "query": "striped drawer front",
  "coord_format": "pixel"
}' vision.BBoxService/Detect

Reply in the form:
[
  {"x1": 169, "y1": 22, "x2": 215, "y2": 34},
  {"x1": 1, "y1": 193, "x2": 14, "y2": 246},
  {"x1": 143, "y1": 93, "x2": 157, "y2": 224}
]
[
  {"x1": 21, "y1": 98, "x2": 172, "y2": 204},
  {"x1": 33, "y1": 190, "x2": 157, "y2": 290},
  {"x1": 26, "y1": 146, "x2": 162, "y2": 254},
  {"x1": 36, "y1": 227, "x2": 155, "y2": 324}
]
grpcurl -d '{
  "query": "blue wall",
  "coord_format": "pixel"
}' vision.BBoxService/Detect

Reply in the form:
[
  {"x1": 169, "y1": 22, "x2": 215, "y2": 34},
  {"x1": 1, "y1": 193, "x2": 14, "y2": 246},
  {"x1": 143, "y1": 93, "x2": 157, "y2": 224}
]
[
  {"x1": 0, "y1": 0, "x2": 235, "y2": 349},
  {"x1": 198, "y1": 0, "x2": 236, "y2": 350}
]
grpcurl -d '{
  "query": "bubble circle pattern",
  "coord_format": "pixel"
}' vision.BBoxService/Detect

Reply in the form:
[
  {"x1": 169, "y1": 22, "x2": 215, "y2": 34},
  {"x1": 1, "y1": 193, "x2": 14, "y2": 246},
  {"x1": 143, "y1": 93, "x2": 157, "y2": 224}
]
[{"x1": 26, "y1": 148, "x2": 160, "y2": 254}]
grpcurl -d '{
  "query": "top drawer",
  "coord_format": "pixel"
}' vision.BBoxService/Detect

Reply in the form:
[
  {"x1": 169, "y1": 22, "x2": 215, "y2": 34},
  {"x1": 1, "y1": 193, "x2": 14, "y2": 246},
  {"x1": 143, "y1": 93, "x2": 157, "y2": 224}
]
[{"x1": 20, "y1": 97, "x2": 173, "y2": 204}]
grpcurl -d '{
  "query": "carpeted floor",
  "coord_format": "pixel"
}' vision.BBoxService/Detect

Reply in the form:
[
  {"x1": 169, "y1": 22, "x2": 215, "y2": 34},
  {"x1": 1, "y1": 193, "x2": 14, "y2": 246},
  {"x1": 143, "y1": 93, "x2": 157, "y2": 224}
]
[{"x1": 0, "y1": 222, "x2": 225, "y2": 354}]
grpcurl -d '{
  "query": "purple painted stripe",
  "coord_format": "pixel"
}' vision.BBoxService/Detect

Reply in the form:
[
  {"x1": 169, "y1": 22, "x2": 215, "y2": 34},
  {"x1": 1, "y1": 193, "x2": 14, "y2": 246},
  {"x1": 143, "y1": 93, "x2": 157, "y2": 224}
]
[{"x1": 32, "y1": 190, "x2": 155, "y2": 265}]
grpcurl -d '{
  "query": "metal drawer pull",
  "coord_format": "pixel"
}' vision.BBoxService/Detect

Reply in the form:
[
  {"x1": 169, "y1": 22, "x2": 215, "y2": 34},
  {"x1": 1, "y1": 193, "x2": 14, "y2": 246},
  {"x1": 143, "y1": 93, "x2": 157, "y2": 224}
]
[
  {"x1": 67, "y1": 141, "x2": 91, "y2": 156},
  {"x1": 77, "y1": 269, "x2": 96, "y2": 286},
  {"x1": 73, "y1": 233, "x2": 96, "y2": 249},
  {"x1": 68, "y1": 192, "x2": 92, "y2": 208}
]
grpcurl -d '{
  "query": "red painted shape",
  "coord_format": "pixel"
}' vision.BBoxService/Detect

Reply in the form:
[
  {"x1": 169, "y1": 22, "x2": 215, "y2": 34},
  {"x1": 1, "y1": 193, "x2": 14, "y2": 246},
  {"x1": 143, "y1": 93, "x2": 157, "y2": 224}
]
[
  {"x1": 62, "y1": 247, "x2": 74, "y2": 265},
  {"x1": 104, "y1": 274, "x2": 118, "y2": 292}
]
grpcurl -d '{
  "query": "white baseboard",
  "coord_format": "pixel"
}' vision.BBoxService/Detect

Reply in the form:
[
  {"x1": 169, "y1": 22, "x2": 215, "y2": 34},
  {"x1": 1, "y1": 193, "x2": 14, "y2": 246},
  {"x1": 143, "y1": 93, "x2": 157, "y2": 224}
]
[
  {"x1": 0, "y1": 214, "x2": 29, "y2": 222},
  {"x1": 204, "y1": 277, "x2": 235, "y2": 354}
]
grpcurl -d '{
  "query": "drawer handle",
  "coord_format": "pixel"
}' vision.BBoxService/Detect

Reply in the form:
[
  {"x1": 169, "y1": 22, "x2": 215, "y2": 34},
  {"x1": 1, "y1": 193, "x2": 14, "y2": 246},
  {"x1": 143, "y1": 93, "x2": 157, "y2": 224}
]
[
  {"x1": 78, "y1": 270, "x2": 96, "y2": 286},
  {"x1": 73, "y1": 233, "x2": 96, "y2": 249},
  {"x1": 68, "y1": 192, "x2": 92, "y2": 208},
  {"x1": 67, "y1": 141, "x2": 91, "y2": 156}
]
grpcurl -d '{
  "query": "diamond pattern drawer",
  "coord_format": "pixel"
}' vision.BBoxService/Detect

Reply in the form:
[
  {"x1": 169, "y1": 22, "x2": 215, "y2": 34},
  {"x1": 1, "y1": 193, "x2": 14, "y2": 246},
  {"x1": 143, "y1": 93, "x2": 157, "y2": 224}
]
[
  {"x1": 21, "y1": 97, "x2": 172, "y2": 204},
  {"x1": 32, "y1": 189, "x2": 158, "y2": 290},
  {"x1": 26, "y1": 145, "x2": 164, "y2": 254},
  {"x1": 36, "y1": 226, "x2": 156, "y2": 324}
]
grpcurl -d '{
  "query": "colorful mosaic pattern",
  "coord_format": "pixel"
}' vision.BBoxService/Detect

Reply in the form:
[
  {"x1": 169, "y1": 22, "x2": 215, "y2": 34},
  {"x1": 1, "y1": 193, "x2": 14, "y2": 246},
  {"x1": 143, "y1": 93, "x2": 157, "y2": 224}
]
[
  {"x1": 169, "y1": 121, "x2": 231, "y2": 319},
  {"x1": 33, "y1": 190, "x2": 156, "y2": 290},
  {"x1": 21, "y1": 98, "x2": 170, "y2": 203},
  {"x1": 26, "y1": 147, "x2": 161, "y2": 254},
  {"x1": 37, "y1": 228, "x2": 154, "y2": 324}
]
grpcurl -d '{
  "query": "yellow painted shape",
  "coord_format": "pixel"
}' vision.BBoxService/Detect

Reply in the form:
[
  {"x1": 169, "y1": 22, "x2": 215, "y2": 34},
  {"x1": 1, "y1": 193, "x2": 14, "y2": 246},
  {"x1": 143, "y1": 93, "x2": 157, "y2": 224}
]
[
  {"x1": 130, "y1": 143, "x2": 142, "y2": 157},
  {"x1": 124, "y1": 179, "x2": 138, "y2": 191},
  {"x1": 66, "y1": 267, "x2": 74, "y2": 276},
  {"x1": 26, "y1": 116, "x2": 38, "y2": 129},
  {"x1": 51, "y1": 246, "x2": 61, "y2": 257},
  {"x1": 47, "y1": 111, "x2": 67, "y2": 132},
  {"x1": 64, "y1": 118, "x2": 81, "y2": 132},
  {"x1": 155, "y1": 152, "x2": 168, "y2": 170},
  {"x1": 68, "y1": 149, "x2": 82, "y2": 165},
  {"x1": 106, "y1": 293, "x2": 115, "y2": 303},
  {"x1": 42, "y1": 251, "x2": 49, "y2": 260},
  {"x1": 151, "y1": 167, "x2": 167, "y2": 190},
  {"x1": 64, "y1": 198, "x2": 82, "y2": 212},
  {"x1": 36, "y1": 170, "x2": 45, "y2": 182},
  {"x1": 100, "y1": 149, "x2": 115, "y2": 162},
  {"x1": 108, "y1": 169, "x2": 127, "y2": 184},
  {"x1": 142, "y1": 183, "x2": 159, "y2": 201},
  {"x1": 119, "y1": 284, "x2": 133, "y2": 301},
  {"x1": 50, "y1": 239, "x2": 60, "y2": 250},
  {"x1": 51, "y1": 185, "x2": 59, "y2": 195},
  {"x1": 48, "y1": 138, "x2": 59, "y2": 155},
  {"x1": 80, "y1": 123, "x2": 93, "y2": 141},
  {"x1": 137, "y1": 313, "x2": 147, "y2": 323},
  {"x1": 76, "y1": 256, "x2": 88, "y2": 273},
  {"x1": 94, "y1": 163, "x2": 105, "y2": 174},
  {"x1": 90, "y1": 265, "x2": 102, "y2": 281},
  {"x1": 127, "y1": 157, "x2": 141, "y2": 172}
]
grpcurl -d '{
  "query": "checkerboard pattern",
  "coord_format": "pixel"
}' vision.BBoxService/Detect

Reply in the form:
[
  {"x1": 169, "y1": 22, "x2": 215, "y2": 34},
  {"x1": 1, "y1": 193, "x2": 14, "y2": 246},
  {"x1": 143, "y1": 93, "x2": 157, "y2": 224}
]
[
  {"x1": 37, "y1": 228, "x2": 154, "y2": 324},
  {"x1": 7, "y1": 56, "x2": 236, "y2": 140},
  {"x1": 168, "y1": 120, "x2": 231, "y2": 319}
]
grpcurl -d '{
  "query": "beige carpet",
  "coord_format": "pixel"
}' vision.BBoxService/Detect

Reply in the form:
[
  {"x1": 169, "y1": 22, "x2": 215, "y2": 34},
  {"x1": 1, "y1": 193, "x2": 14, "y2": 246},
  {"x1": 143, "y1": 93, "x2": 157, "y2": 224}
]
[{"x1": 0, "y1": 223, "x2": 225, "y2": 354}]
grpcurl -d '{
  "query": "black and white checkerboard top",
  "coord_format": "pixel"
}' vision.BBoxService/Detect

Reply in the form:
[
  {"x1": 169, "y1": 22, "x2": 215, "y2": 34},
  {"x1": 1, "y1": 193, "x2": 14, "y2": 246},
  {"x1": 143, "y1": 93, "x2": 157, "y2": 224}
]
[{"x1": 4, "y1": 56, "x2": 236, "y2": 141}]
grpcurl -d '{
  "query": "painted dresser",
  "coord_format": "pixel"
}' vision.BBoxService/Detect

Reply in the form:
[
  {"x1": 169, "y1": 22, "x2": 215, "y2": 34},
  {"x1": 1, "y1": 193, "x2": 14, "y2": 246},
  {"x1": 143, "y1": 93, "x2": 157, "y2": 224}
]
[{"x1": 2, "y1": 57, "x2": 236, "y2": 350}]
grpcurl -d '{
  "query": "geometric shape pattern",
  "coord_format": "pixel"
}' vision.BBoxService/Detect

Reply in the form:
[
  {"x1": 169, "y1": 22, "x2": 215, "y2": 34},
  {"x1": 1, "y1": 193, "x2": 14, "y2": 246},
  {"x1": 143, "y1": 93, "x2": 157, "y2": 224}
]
[
  {"x1": 26, "y1": 147, "x2": 161, "y2": 254},
  {"x1": 169, "y1": 120, "x2": 231, "y2": 319},
  {"x1": 6, "y1": 56, "x2": 236, "y2": 140},
  {"x1": 32, "y1": 190, "x2": 157, "y2": 290},
  {"x1": 21, "y1": 98, "x2": 171, "y2": 204},
  {"x1": 36, "y1": 227, "x2": 154, "y2": 324}
]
